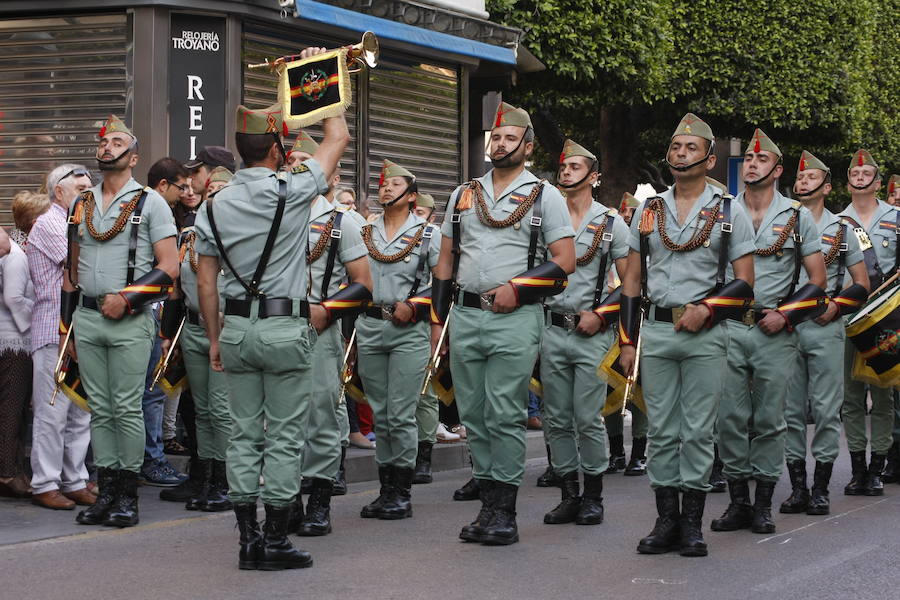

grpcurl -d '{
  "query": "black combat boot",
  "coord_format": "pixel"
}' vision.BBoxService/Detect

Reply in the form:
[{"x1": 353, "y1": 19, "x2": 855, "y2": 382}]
[
  {"x1": 779, "y1": 460, "x2": 809, "y2": 513},
  {"x1": 379, "y1": 466, "x2": 413, "y2": 520},
  {"x1": 844, "y1": 451, "x2": 868, "y2": 495},
  {"x1": 481, "y1": 482, "x2": 519, "y2": 545},
  {"x1": 412, "y1": 441, "x2": 434, "y2": 484},
  {"x1": 459, "y1": 479, "x2": 495, "y2": 542},
  {"x1": 259, "y1": 504, "x2": 313, "y2": 570},
  {"x1": 543, "y1": 471, "x2": 581, "y2": 524},
  {"x1": 299, "y1": 478, "x2": 313, "y2": 496},
  {"x1": 576, "y1": 472, "x2": 604, "y2": 525},
  {"x1": 751, "y1": 480, "x2": 776, "y2": 534},
  {"x1": 679, "y1": 490, "x2": 708, "y2": 557},
  {"x1": 453, "y1": 477, "x2": 480, "y2": 501},
  {"x1": 882, "y1": 441, "x2": 900, "y2": 484},
  {"x1": 710, "y1": 479, "x2": 753, "y2": 531},
  {"x1": 159, "y1": 456, "x2": 198, "y2": 502},
  {"x1": 185, "y1": 458, "x2": 211, "y2": 511},
  {"x1": 104, "y1": 469, "x2": 139, "y2": 528},
  {"x1": 708, "y1": 445, "x2": 727, "y2": 493},
  {"x1": 537, "y1": 445, "x2": 563, "y2": 487},
  {"x1": 332, "y1": 446, "x2": 348, "y2": 496},
  {"x1": 361, "y1": 465, "x2": 392, "y2": 518},
  {"x1": 605, "y1": 433, "x2": 627, "y2": 474},
  {"x1": 807, "y1": 461, "x2": 833, "y2": 515},
  {"x1": 234, "y1": 502, "x2": 262, "y2": 570},
  {"x1": 76, "y1": 467, "x2": 116, "y2": 525},
  {"x1": 298, "y1": 478, "x2": 333, "y2": 536},
  {"x1": 636, "y1": 487, "x2": 680, "y2": 554},
  {"x1": 865, "y1": 453, "x2": 886, "y2": 496},
  {"x1": 203, "y1": 459, "x2": 231, "y2": 512},
  {"x1": 624, "y1": 437, "x2": 647, "y2": 476}
]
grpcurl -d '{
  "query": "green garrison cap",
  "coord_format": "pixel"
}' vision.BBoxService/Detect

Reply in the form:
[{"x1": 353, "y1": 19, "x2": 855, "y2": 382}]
[
  {"x1": 378, "y1": 159, "x2": 414, "y2": 186},
  {"x1": 206, "y1": 166, "x2": 233, "y2": 188},
  {"x1": 493, "y1": 101, "x2": 532, "y2": 130},
  {"x1": 671, "y1": 113, "x2": 714, "y2": 142},
  {"x1": 889, "y1": 174, "x2": 900, "y2": 196},
  {"x1": 798, "y1": 150, "x2": 830, "y2": 174},
  {"x1": 235, "y1": 104, "x2": 289, "y2": 136},
  {"x1": 98, "y1": 114, "x2": 134, "y2": 139},
  {"x1": 849, "y1": 149, "x2": 878, "y2": 171},
  {"x1": 291, "y1": 129, "x2": 319, "y2": 155},
  {"x1": 705, "y1": 177, "x2": 727, "y2": 192},
  {"x1": 415, "y1": 192, "x2": 435, "y2": 209},
  {"x1": 745, "y1": 128, "x2": 782, "y2": 158},
  {"x1": 619, "y1": 192, "x2": 641, "y2": 211},
  {"x1": 559, "y1": 138, "x2": 597, "y2": 164}
]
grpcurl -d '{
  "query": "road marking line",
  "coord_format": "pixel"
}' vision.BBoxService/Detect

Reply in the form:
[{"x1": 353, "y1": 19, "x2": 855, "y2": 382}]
[
  {"x1": 751, "y1": 544, "x2": 878, "y2": 592},
  {"x1": 756, "y1": 498, "x2": 888, "y2": 544}
]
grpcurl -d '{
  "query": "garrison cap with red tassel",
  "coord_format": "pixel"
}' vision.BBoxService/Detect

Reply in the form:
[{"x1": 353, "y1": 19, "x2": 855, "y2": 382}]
[
  {"x1": 98, "y1": 114, "x2": 134, "y2": 139},
  {"x1": 775, "y1": 282, "x2": 829, "y2": 330},
  {"x1": 235, "y1": 104, "x2": 289, "y2": 137},
  {"x1": 888, "y1": 174, "x2": 900, "y2": 197},
  {"x1": 671, "y1": 112, "x2": 714, "y2": 141},
  {"x1": 745, "y1": 128, "x2": 782, "y2": 158},
  {"x1": 619, "y1": 192, "x2": 641, "y2": 213},
  {"x1": 493, "y1": 101, "x2": 532, "y2": 130},
  {"x1": 832, "y1": 283, "x2": 868, "y2": 316},
  {"x1": 378, "y1": 159, "x2": 414, "y2": 187},
  {"x1": 700, "y1": 279, "x2": 754, "y2": 326},
  {"x1": 559, "y1": 138, "x2": 596, "y2": 165},
  {"x1": 508, "y1": 261, "x2": 568, "y2": 306},
  {"x1": 291, "y1": 129, "x2": 319, "y2": 156},
  {"x1": 847, "y1": 149, "x2": 879, "y2": 190},
  {"x1": 798, "y1": 150, "x2": 829, "y2": 174},
  {"x1": 593, "y1": 286, "x2": 621, "y2": 331},
  {"x1": 321, "y1": 282, "x2": 372, "y2": 324}
]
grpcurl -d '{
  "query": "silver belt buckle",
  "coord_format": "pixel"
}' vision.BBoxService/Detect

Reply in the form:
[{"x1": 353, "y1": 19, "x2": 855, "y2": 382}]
[
  {"x1": 479, "y1": 293, "x2": 494, "y2": 311},
  {"x1": 380, "y1": 305, "x2": 395, "y2": 320},
  {"x1": 563, "y1": 313, "x2": 577, "y2": 331}
]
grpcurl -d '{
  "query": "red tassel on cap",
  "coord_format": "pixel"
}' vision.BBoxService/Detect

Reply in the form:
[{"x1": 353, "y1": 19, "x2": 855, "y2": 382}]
[
  {"x1": 282, "y1": 122, "x2": 289, "y2": 137},
  {"x1": 753, "y1": 136, "x2": 761, "y2": 153},
  {"x1": 858, "y1": 152, "x2": 864, "y2": 167},
  {"x1": 495, "y1": 109, "x2": 502, "y2": 128},
  {"x1": 98, "y1": 125, "x2": 107, "y2": 139},
  {"x1": 559, "y1": 151, "x2": 566, "y2": 164},
  {"x1": 379, "y1": 171, "x2": 385, "y2": 187},
  {"x1": 799, "y1": 157, "x2": 806, "y2": 171}
]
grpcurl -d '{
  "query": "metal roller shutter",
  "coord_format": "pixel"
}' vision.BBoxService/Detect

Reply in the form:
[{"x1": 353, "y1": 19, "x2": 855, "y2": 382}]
[
  {"x1": 0, "y1": 14, "x2": 128, "y2": 227},
  {"x1": 242, "y1": 25, "x2": 358, "y2": 193},
  {"x1": 367, "y1": 58, "x2": 460, "y2": 219}
]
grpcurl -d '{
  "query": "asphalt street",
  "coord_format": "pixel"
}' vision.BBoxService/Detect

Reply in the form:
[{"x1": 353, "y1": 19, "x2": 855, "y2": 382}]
[{"x1": 1, "y1": 440, "x2": 899, "y2": 600}]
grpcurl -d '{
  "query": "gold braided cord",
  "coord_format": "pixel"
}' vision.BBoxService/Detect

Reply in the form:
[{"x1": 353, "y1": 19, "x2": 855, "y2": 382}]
[
  {"x1": 182, "y1": 230, "x2": 199, "y2": 273},
  {"x1": 576, "y1": 218, "x2": 608, "y2": 266},
  {"x1": 362, "y1": 223, "x2": 424, "y2": 263},
  {"x1": 823, "y1": 225, "x2": 845, "y2": 266},
  {"x1": 649, "y1": 196, "x2": 721, "y2": 252},
  {"x1": 471, "y1": 180, "x2": 544, "y2": 229},
  {"x1": 755, "y1": 210, "x2": 798, "y2": 256},
  {"x1": 308, "y1": 212, "x2": 337, "y2": 263},
  {"x1": 82, "y1": 190, "x2": 142, "y2": 242}
]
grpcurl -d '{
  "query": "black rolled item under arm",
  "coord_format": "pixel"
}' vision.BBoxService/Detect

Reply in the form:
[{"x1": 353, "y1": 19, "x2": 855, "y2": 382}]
[
  {"x1": 592, "y1": 286, "x2": 622, "y2": 329},
  {"x1": 618, "y1": 294, "x2": 640, "y2": 347},
  {"x1": 508, "y1": 261, "x2": 568, "y2": 305},
  {"x1": 321, "y1": 282, "x2": 373, "y2": 324},
  {"x1": 118, "y1": 268, "x2": 175, "y2": 315},
  {"x1": 159, "y1": 299, "x2": 185, "y2": 339},
  {"x1": 431, "y1": 277, "x2": 453, "y2": 324},
  {"x1": 832, "y1": 283, "x2": 868, "y2": 316},
  {"x1": 776, "y1": 282, "x2": 829, "y2": 330},
  {"x1": 407, "y1": 286, "x2": 432, "y2": 323},
  {"x1": 700, "y1": 279, "x2": 754, "y2": 327},
  {"x1": 60, "y1": 289, "x2": 80, "y2": 333}
]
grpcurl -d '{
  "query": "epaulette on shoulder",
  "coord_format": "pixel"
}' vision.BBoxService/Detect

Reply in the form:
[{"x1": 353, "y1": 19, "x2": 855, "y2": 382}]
[
  {"x1": 607, "y1": 207, "x2": 618, "y2": 217},
  {"x1": 791, "y1": 200, "x2": 802, "y2": 209},
  {"x1": 144, "y1": 186, "x2": 153, "y2": 193},
  {"x1": 333, "y1": 203, "x2": 350, "y2": 213},
  {"x1": 291, "y1": 164, "x2": 310, "y2": 174}
]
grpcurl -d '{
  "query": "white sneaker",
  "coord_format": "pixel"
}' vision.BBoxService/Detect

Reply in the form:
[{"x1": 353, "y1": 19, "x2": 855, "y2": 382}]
[{"x1": 436, "y1": 422, "x2": 461, "y2": 443}]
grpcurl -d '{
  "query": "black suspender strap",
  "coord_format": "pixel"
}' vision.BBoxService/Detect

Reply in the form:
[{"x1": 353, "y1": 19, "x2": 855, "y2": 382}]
[
  {"x1": 592, "y1": 213, "x2": 617, "y2": 308},
  {"x1": 65, "y1": 196, "x2": 83, "y2": 288},
  {"x1": 527, "y1": 184, "x2": 545, "y2": 270},
  {"x1": 714, "y1": 196, "x2": 733, "y2": 291},
  {"x1": 125, "y1": 190, "x2": 149, "y2": 286},
  {"x1": 449, "y1": 186, "x2": 465, "y2": 298},
  {"x1": 893, "y1": 210, "x2": 900, "y2": 274},
  {"x1": 319, "y1": 210, "x2": 344, "y2": 301},
  {"x1": 787, "y1": 207, "x2": 803, "y2": 298},
  {"x1": 833, "y1": 223, "x2": 850, "y2": 297},
  {"x1": 841, "y1": 215, "x2": 884, "y2": 286},
  {"x1": 207, "y1": 173, "x2": 288, "y2": 299},
  {"x1": 639, "y1": 204, "x2": 651, "y2": 300},
  {"x1": 408, "y1": 223, "x2": 433, "y2": 299}
]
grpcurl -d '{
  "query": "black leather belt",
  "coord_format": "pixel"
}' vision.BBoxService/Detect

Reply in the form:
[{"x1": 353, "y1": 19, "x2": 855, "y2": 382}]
[
  {"x1": 548, "y1": 310, "x2": 580, "y2": 330},
  {"x1": 186, "y1": 308, "x2": 201, "y2": 326},
  {"x1": 460, "y1": 290, "x2": 495, "y2": 311},
  {"x1": 364, "y1": 304, "x2": 395, "y2": 320},
  {"x1": 223, "y1": 297, "x2": 310, "y2": 319},
  {"x1": 80, "y1": 296, "x2": 100, "y2": 311},
  {"x1": 651, "y1": 304, "x2": 763, "y2": 325}
]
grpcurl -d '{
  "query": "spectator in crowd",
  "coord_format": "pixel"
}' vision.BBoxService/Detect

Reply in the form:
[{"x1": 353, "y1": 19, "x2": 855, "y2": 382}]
[
  {"x1": 184, "y1": 146, "x2": 236, "y2": 196},
  {"x1": 147, "y1": 157, "x2": 191, "y2": 228},
  {"x1": 0, "y1": 193, "x2": 40, "y2": 498},
  {"x1": 27, "y1": 166, "x2": 97, "y2": 509},
  {"x1": 335, "y1": 186, "x2": 357, "y2": 211}
]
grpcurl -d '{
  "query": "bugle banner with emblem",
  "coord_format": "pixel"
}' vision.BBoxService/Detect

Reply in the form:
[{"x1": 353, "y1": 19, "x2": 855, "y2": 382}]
[
  {"x1": 597, "y1": 342, "x2": 647, "y2": 417},
  {"x1": 278, "y1": 48, "x2": 352, "y2": 128}
]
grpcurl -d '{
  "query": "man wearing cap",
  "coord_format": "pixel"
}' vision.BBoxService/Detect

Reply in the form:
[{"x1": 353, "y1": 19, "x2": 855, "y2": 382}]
[
  {"x1": 780, "y1": 151, "x2": 868, "y2": 516},
  {"x1": 193, "y1": 45, "x2": 350, "y2": 570},
  {"x1": 619, "y1": 113, "x2": 756, "y2": 557},
  {"x1": 432, "y1": 102, "x2": 575, "y2": 546},
  {"x1": 886, "y1": 174, "x2": 900, "y2": 206},
  {"x1": 539, "y1": 139, "x2": 629, "y2": 526},
  {"x1": 839, "y1": 149, "x2": 897, "y2": 496},
  {"x1": 286, "y1": 129, "x2": 372, "y2": 536},
  {"x1": 713, "y1": 130, "x2": 826, "y2": 536},
  {"x1": 61, "y1": 115, "x2": 179, "y2": 528},
  {"x1": 185, "y1": 146, "x2": 237, "y2": 195}
]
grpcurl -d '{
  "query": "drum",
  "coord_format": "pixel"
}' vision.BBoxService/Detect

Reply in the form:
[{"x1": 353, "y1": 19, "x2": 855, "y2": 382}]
[
  {"x1": 846, "y1": 282, "x2": 900, "y2": 387},
  {"x1": 597, "y1": 342, "x2": 646, "y2": 417}
]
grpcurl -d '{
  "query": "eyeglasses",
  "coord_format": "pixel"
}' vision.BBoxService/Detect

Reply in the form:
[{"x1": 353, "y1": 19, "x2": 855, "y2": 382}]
[
  {"x1": 58, "y1": 168, "x2": 90, "y2": 183},
  {"x1": 171, "y1": 181, "x2": 191, "y2": 193}
]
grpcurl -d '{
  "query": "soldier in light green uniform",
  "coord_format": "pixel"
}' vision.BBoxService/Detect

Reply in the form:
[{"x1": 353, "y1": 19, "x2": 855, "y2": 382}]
[
  {"x1": 356, "y1": 159, "x2": 440, "y2": 521},
  {"x1": 193, "y1": 92, "x2": 349, "y2": 570},
  {"x1": 286, "y1": 130, "x2": 372, "y2": 536},
  {"x1": 839, "y1": 149, "x2": 897, "y2": 496},
  {"x1": 619, "y1": 113, "x2": 757, "y2": 557},
  {"x1": 780, "y1": 151, "x2": 869, "y2": 516},
  {"x1": 160, "y1": 166, "x2": 235, "y2": 513},
  {"x1": 713, "y1": 129, "x2": 826, "y2": 537},
  {"x1": 61, "y1": 115, "x2": 179, "y2": 528},
  {"x1": 539, "y1": 139, "x2": 629, "y2": 526},
  {"x1": 432, "y1": 102, "x2": 576, "y2": 546}
]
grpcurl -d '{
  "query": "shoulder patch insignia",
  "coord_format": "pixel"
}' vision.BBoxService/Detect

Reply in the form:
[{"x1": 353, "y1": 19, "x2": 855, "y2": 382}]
[
  {"x1": 291, "y1": 164, "x2": 310, "y2": 174},
  {"x1": 509, "y1": 192, "x2": 528, "y2": 205}
]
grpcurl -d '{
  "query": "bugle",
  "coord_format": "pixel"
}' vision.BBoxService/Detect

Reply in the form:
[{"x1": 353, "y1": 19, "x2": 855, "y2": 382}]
[
  {"x1": 50, "y1": 326, "x2": 73, "y2": 406},
  {"x1": 150, "y1": 317, "x2": 186, "y2": 392},
  {"x1": 621, "y1": 304, "x2": 645, "y2": 416},
  {"x1": 248, "y1": 31, "x2": 379, "y2": 73},
  {"x1": 338, "y1": 328, "x2": 357, "y2": 404}
]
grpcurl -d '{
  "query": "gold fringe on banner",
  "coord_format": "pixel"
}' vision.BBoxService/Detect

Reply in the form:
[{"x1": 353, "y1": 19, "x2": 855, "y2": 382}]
[{"x1": 278, "y1": 48, "x2": 352, "y2": 128}]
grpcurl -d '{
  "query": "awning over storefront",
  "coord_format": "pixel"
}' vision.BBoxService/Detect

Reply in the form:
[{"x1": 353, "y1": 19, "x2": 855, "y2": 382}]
[{"x1": 293, "y1": 0, "x2": 517, "y2": 65}]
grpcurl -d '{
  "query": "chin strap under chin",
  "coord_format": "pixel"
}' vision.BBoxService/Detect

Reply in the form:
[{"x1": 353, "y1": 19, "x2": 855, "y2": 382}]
[
  {"x1": 699, "y1": 279, "x2": 754, "y2": 327},
  {"x1": 665, "y1": 140, "x2": 715, "y2": 172},
  {"x1": 96, "y1": 139, "x2": 138, "y2": 166},
  {"x1": 848, "y1": 169, "x2": 879, "y2": 191},
  {"x1": 775, "y1": 282, "x2": 829, "y2": 331},
  {"x1": 743, "y1": 159, "x2": 783, "y2": 187},
  {"x1": 793, "y1": 177, "x2": 828, "y2": 198},
  {"x1": 119, "y1": 268, "x2": 175, "y2": 315}
]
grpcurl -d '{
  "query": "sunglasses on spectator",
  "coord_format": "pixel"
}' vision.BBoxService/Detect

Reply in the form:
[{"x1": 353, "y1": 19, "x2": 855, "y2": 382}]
[{"x1": 59, "y1": 167, "x2": 91, "y2": 182}]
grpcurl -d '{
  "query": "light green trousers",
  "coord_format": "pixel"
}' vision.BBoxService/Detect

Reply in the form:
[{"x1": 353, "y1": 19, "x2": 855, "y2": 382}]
[
  {"x1": 356, "y1": 316, "x2": 429, "y2": 469},
  {"x1": 416, "y1": 383, "x2": 440, "y2": 444},
  {"x1": 539, "y1": 323, "x2": 612, "y2": 476},
  {"x1": 449, "y1": 304, "x2": 543, "y2": 486},
  {"x1": 181, "y1": 322, "x2": 232, "y2": 461},
  {"x1": 218, "y1": 306, "x2": 316, "y2": 506},
  {"x1": 301, "y1": 325, "x2": 343, "y2": 481},
  {"x1": 74, "y1": 306, "x2": 154, "y2": 472},
  {"x1": 784, "y1": 319, "x2": 844, "y2": 463},
  {"x1": 842, "y1": 338, "x2": 894, "y2": 454}
]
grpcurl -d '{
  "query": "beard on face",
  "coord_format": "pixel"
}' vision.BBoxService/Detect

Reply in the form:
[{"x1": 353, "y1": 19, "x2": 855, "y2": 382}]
[
  {"x1": 490, "y1": 143, "x2": 526, "y2": 169},
  {"x1": 97, "y1": 150, "x2": 131, "y2": 172}
]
